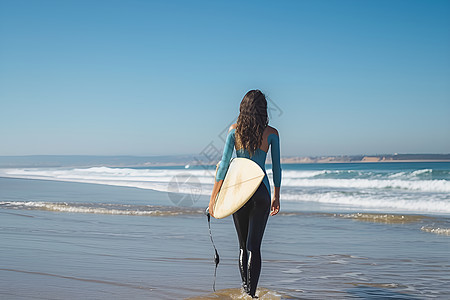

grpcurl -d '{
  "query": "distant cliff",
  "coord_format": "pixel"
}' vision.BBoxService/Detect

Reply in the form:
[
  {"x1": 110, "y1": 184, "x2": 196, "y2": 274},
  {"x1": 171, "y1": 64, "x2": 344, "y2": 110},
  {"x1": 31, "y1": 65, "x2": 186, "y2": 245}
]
[{"x1": 280, "y1": 154, "x2": 450, "y2": 164}]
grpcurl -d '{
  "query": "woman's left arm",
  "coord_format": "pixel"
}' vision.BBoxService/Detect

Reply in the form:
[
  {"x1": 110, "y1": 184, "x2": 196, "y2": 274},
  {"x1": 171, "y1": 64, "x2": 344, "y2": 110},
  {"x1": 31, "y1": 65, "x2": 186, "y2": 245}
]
[{"x1": 270, "y1": 132, "x2": 282, "y2": 216}]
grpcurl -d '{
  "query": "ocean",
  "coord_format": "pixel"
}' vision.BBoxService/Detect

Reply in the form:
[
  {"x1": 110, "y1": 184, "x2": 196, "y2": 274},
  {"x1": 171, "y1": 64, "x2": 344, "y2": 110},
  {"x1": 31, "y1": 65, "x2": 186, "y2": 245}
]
[{"x1": 1, "y1": 162, "x2": 449, "y2": 299}]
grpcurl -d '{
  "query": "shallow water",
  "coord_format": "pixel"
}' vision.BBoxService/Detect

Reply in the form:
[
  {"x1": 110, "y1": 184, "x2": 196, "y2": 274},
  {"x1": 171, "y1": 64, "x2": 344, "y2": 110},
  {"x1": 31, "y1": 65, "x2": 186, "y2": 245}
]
[{"x1": 1, "y1": 164, "x2": 449, "y2": 299}]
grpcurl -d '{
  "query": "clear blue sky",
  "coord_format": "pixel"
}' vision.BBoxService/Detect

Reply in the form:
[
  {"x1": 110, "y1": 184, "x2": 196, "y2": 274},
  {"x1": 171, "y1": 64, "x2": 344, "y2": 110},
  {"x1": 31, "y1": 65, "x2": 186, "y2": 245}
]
[{"x1": 1, "y1": 0, "x2": 449, "y2": 156}]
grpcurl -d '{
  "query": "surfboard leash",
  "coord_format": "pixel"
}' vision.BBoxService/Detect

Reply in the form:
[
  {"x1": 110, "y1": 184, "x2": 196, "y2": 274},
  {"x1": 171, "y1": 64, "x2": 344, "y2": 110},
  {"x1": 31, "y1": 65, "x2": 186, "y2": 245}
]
[{"x1": 205, "y1": 208, "x2": 220, "y2": 292}]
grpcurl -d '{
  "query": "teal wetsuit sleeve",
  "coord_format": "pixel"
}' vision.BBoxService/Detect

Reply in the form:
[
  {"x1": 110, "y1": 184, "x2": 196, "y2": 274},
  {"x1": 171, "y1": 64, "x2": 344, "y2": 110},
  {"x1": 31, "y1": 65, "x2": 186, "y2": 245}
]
[
  {"x1": 269, "y1": 133, "x2": 282, "y2": 187},
  {"x1": 216, "y1": 129, "x2": 235, "y2": 181}
]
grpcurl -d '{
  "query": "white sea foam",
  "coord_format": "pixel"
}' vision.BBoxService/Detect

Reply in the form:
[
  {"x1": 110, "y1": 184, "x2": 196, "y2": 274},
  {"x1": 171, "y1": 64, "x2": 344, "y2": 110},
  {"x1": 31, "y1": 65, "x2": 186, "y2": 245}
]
[
  {"x1": 2, "y1": 167, "x2": 450, "y2": 194},
  {"x1": 277, "y1": 170, "x2": 329, "y2": 178},
  {"x1": 421, "y1": 226, "x2": 450, "y2": 235},
  {"x1": 0, "y1": 201, "x2": 201, "y2": 216},
  {"x1": 1, "y1": 167, "x2": 214, "y2": 183},
  {"x1": 388, "y1": 171, "x2": 407, "y2": 179},
  {"x1": 281, "y1": 178, "x2": 450, "y2": 193},
  {"x1": 0, "y1": 167, "x2": 215, "y2": 195},
  {"x1": 1, "y1": 166, "x2": 449, "y2": 214},
  {"x1": 281, "y1": 192, "x2": 450, "y2": 214},
  {"x1": 3, "y1": 167, "x2": 448, "y2": 193},
  {"x1": 410, "y1": 169, "x2": 432, "y2": 176}
]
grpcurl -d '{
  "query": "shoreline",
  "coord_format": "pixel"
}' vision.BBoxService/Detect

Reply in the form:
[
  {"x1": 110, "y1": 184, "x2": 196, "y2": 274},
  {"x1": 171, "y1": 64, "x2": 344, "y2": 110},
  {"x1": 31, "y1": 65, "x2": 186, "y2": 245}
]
[
  {"x1": 1, "y1": 176, "x2": 449, "y2": 219},
  {"x1": 279, "y1": 159, "x2": 450, "y2": 164}
]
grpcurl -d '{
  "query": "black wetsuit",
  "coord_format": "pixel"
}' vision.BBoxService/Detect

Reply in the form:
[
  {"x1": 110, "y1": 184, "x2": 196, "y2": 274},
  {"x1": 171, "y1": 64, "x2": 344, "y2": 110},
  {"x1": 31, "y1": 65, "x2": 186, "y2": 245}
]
[{"x1": 233, "y1": 183, "x2": 271, "y2": 296}]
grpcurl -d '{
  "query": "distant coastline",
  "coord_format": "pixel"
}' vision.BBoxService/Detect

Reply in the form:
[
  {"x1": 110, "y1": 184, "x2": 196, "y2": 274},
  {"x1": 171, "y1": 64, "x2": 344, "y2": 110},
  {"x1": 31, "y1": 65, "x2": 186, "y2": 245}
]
[
  {"x1": 0, "y1": 154, "x2": 449, "y2": 168},
  {"x1": 280, "y1": 154, "x2": 450, "y2": 164}
]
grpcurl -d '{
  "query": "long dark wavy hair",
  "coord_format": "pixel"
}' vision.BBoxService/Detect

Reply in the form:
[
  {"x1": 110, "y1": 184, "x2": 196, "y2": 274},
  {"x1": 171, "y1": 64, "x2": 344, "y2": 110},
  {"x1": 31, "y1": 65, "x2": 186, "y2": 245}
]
[{"x1": 235, "y1": 90, "x2": 269, "y2": 156}]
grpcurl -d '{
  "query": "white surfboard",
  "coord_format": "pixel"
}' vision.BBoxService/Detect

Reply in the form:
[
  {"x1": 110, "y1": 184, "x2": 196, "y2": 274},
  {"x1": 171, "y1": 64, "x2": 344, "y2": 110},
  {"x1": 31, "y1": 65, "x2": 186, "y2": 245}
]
[{"x1": 213, "y1": 158, "x2": 265, "y2": 219}]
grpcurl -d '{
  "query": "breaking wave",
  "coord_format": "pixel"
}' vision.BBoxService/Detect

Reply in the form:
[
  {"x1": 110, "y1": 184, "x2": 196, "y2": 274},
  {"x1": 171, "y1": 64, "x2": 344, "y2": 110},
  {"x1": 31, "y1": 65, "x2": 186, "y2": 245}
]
[
  {"x1": 1, "y1": 167, "x2": 449, "y2": 193},
  {"x1": 0, "y1": 201, "x2": 203, "y2": 216},
  {"x1": 281, "y1": 192, "x2": 450, "y2": 214},
  {"x1": 0, "y1": 165, "x2": 449, "y2": 214},
  {"x1": 280, "y1": 177, "x2": 450, "y2": 193},
  {"x1": 421, "y1": 226, "x2": 450, "y2": 236}
]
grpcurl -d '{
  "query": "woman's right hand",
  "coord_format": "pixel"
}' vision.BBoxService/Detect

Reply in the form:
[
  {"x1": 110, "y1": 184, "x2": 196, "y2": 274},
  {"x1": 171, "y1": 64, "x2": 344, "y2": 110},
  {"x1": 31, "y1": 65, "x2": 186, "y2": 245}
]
[
  {"x1": 270, "y1": 186, "x2": 281, "y2": 216},
  {"x1": 270, "y1": 197, "x2": 280, "y2": 216}
]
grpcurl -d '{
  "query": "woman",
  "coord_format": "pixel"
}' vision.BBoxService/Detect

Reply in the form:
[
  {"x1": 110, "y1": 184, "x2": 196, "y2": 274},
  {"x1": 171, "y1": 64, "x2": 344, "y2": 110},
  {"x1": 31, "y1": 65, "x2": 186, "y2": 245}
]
[{"x1": 208, "y1": 90, "x2": 282, "y2": 298}]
